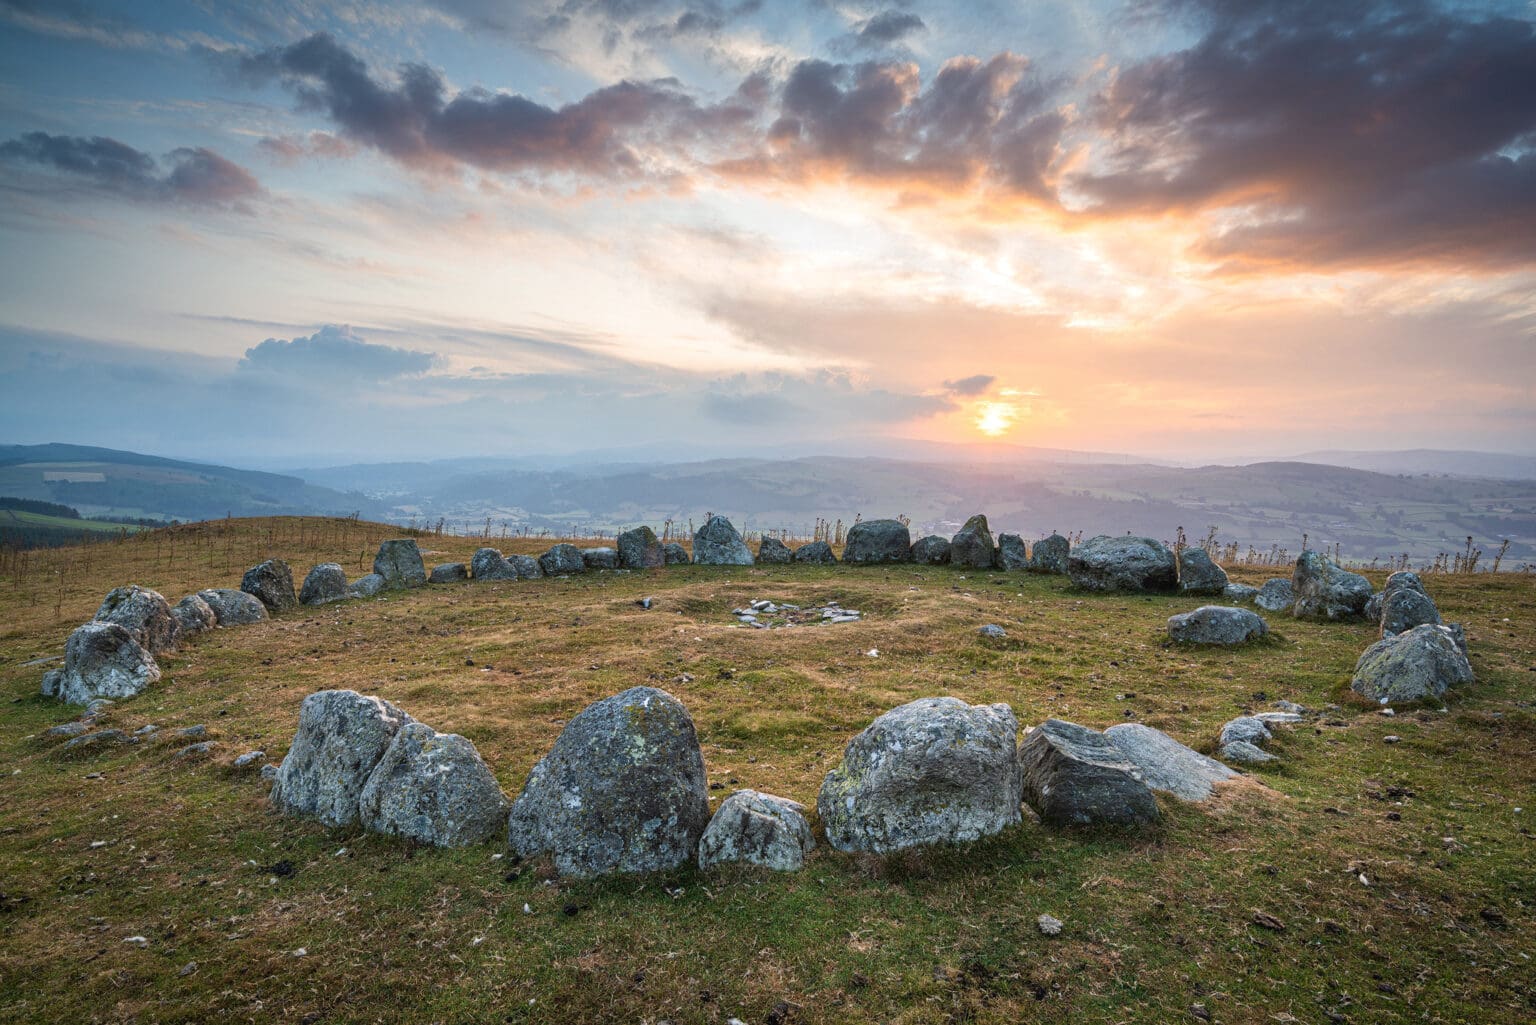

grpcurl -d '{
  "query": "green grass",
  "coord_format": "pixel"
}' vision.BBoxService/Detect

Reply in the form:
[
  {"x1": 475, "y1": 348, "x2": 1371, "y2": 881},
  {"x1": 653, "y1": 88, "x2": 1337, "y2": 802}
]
[{"x1": 0, "y1": 517, "x2": 1532, "y2": 1023}]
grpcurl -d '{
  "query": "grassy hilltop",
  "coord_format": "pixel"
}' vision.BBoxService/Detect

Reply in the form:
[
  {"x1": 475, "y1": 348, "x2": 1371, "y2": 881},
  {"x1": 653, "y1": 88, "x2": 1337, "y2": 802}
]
[{"x1": 1, "y1": 517, "x2": 1533, "y2": 1024}]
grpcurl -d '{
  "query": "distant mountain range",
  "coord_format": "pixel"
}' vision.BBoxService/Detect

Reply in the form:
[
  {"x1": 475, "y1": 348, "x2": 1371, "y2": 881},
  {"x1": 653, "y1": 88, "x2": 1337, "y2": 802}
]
[{"x1": 1287, "y1": 449, "x2": 1536, "y2": 480}]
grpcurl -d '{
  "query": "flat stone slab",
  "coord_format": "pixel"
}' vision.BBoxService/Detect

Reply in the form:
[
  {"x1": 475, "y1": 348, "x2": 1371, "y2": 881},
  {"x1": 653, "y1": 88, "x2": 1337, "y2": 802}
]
[{"x1": 1103, "y1": 723, "x2": 1236, "y2": 802}]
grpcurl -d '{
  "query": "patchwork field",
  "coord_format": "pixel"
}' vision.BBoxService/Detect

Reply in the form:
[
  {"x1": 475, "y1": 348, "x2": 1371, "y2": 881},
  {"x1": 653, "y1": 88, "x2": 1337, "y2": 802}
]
[{"x1": 1, "y1": 518, "x2": 1532, "y2": 1024}]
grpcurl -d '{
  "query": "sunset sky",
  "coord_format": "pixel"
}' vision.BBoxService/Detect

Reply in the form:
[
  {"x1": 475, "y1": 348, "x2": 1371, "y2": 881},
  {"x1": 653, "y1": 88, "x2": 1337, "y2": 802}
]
[{"x1": 1, "y1": 0, "x2": 1533, "y2": 465}]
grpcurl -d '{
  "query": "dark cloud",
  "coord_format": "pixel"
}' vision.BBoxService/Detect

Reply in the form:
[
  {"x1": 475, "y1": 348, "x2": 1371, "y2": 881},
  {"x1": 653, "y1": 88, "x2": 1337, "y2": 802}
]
[
  {"x1": 238, "y1": 325, "x2": 441, "y2": 381},
  {"x1": 944, "y1": 374, "x2": 994, "y2": 396},
  {"x1": 855, "y1": 10, "x2": 926, "y2": 48},
  {"x1": 1078, "y1": 0, "x2": 1536, "y2": 268},
  {"x1": 0, "y1": 132, "x2": 263, "y2": 208}
]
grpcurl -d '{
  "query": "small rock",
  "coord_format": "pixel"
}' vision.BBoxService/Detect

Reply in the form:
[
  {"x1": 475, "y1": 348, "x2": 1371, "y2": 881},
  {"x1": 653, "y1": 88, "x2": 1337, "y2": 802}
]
[
  {"x1": 1037, "y1": 914, "x2": 1063, "y2": 936},
  {"x1": 233, "y1": 750, "x2": 266, "y2": 768},
  {"x1": 1218, "y1": 716, "x2": 1273, "y2": 747},
  {"x1": 1383, "y1": 735, "x2": 1402, "y2": 744},
  {"x1": 47, "y1": 722, "x2": 89, "y2": 738},
  {"x1": 176, "y1": 741, "x2": 216, "y2": 758},
  {"x1": 178, "y1": 724, "x2": 207, "y2": 739},
  {"x1": 1219, "y1": 740, "x2": 1275, "y2": 764},
  {"x1": 977, "y1": 624, "x2": 1007, "y2": 639}
]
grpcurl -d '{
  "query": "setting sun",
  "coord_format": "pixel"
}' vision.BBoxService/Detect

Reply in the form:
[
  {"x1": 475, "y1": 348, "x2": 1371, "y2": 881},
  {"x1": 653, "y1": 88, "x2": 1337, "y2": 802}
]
[{"x1": 974, "y1": 401, "x2": 1017, "y2": 437}]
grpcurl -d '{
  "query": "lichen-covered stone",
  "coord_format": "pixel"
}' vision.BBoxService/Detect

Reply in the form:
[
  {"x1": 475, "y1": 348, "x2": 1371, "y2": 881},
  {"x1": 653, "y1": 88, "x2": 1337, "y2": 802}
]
[
  {"x1": 1219, "y1": 740, "x2": 1275, "y2": 764},
  {"x1": 1102, "y1": 723, "x2": 1236, "y2": 802},
  {"x1": 662, "y1": 542, "x2": 691, "y2": 565},
  {"x1": 52, "y1": 622, "x2": 161, "y2": 705},
  {"x1": 909, "y1": 535, "x2": 951, "y2": 565},
  {"x1": 269, "y1": 690, "x2": 413, "y2": 828},
  {"x1": 1177, "y1": 549, "x2": 1229, "y2": 595},
  {"x1": 1067, "y1": 535, "x2": 1177, "y2": 593},
  {"x1": 472, "y1": 547, "x2": 518, "y2": 580},
  {"x1": 241, "y1": 559, "x2": 297, "y2": 612},
  {"x1": 506, "y1": 687, "x2": 710, "y2": 878},
  {"x1": 358, "y1": 722, "x2": 509, "y2": 847},
  {"x1": 817, "y1": 697, "x2": 1021, "y2": 853},
  {"x1": 698, "y1": 790, "x2": 814, "y2": 871},
  {"x1": 792, "y1": 541, "x2": 836, "y2": 565},
  {"x1": 94, "y1": 585, "x2": 179, "y2": 655},
  {"x1": 617, "y1": 526, "x2": 665, "y2": 569},
  {"x1": 299, "y1": 563, "x2": 349, "y2": 605},
  {"x1": 1254, "y1": 578, "x2": 1294, "y2": 612},
  {"x1": 1223, "y1": 583, "x2": 1259, "y2": 603},
  {"x1": 1167, "y1": 606, "x2": 1268, "y2": 645},
  {"x1": 1218, "y1": 716, "x2": 1273, "y2": 748},
  {"x1": 537, "y1": 544, "x2": 586, "y2": 576},
  {"x1": 1292, "y1": 551, "x2": 1371, "y2": 620},
  {"x1": 507, "y1": 554, "x2": 543, "y2": 579},
  {"x1": 428, "y1": 562, "x2": 468, "y2": 584},
  {"x1": 373, "y1": 539, "x2": 427, "y2": 589},
  {"x1": 997, "y1": 533, "x2": 1029, "y2": 570},
  {"x1": 691, "y1": 516, "x2": 754, "y2": 566},
  {"x1": 349, "y1": 573, "x2": 386, "y2": 598},
  {"x1": 756, "y1": 537, "x2": 793, "y2": 565},
  {"x1": 949, "y1": 514, "x2": 997, "y2": 570},
  {"x1": 1019, "y1": 719, "x2": 1160, "y2": 828},
  {"x1": 1378, "y1": 573, "x2": 1440, "y2": 636},
  {"x1": 580, "y1": 547, "x2": 618, "y2": 570},
  {"x1": 1351, "y1": 624, "x2": 1474, "y2": 704},
  {"x1": 843, "y1": 519, "x2": 912, "y2": 565},
  {"x1": 197, "y1": 588, "x2": 269, "y2": 626},
  {"x1": 1029, "y1": 534, "x2": 1070, "y2": 574},
  {"x1": 170, "y1": 594, "x2": 216, "y2": 637}
]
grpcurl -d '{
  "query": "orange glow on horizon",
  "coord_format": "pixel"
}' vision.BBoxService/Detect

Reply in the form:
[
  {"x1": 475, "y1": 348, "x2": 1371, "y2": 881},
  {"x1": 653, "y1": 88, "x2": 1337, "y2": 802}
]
[{"x1": 973, "y1": 401, "x2": 1017, "y2": 437}]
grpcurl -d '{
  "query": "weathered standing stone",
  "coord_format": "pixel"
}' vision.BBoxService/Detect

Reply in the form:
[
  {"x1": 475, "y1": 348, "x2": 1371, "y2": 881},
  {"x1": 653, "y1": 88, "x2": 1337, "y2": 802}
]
[
  {"x1": 817, "y1": 697, "x2": 1022, "y2": 853},
  {"x1": 348, "y1": 574, "x2": 385, "y2": 598},
  {"x1": 299, "y1": 563, "x2": 349, "y2": 605},
  {"x1": 1378, "y1": 572, "x2": 1440, "y2": 635},
  {"x1": 428, "y1": 562, "x2": 468, "y2": 584},
  {"x1": 536, "y1": 544, "x2": 586, "y2": 576},
  {"x1": 617, "y1": 526, "x2": 666, "y2": 569},
  {"x1": 662, "y1": 542, "x2": 691, "y2": 565},
  {"x1": 949, "y1": 514, "x2": 997, "y2": 570},
  {"x1": 1167, "y1": 606, "x2": 1268, "y2": 645},
  {"x1": 691, "y1": 515, "x2": 754, "y2": 566},
  {"x1": 756, "y1": 537, "x2": 793, "y2": 565},
  {"x1": 909, "y1": 535, "x2": 951, "y2": 565},
  {"x1": 792, "y1": 541, "x2": 836, "y2": 565},
  {"x1": 170, "y1": 594, "x2": 216, "y2": 637},
  {"x1": 472, "y1": 547, "x2": 519, "y2": 580},
  {"x1": 51, "y1": 622, "x2": 162, "y2": 705},
  {"x1": 269, "y1": 690, "x2": 414, "y2": 828},
  {"x1": 373, "y1": 539, "x2": 427, "y2": 589},
  {"x1": 506, "y1": 687, "x2": 711, "y2": 878},
  {"x1": 1223, "y1": 583, "x2": 1259, "y2": 603},
  {"x1": 1291, "y1": 551, "x2": 1371, "y2": 620},
  {"x1": 1018, "y1": 719, "x2": 1161, "y2": 828},
  {"x1": 1351, "y1": 624, "x2": 1474, "y2": 704},
  {"x1": 197, "y1": 588, "x2": 269, "y2": 626},
  {"x1": 1254, "y1": 578, "x2": 1295, "y2": 612},
  {"x1": 240, "y1": 559, "x2": 297, "y2": 612},
  {"x1": 580, "y1": 547, "x2": 618, "y2": 570},
  {"x1": 358, "y1": 722, "x2": 509, "y2": 847},
  {"x1": 1177, "y1": 549, "x2": 1230, "y2": 595},
  {"x1": 39, "y1": 668, "x2": 63, "y2": 700},
  {"x1": 997, "y1": 533, "x2": 1029, "y2": 570},
  {"x1": 843, "y1": 519, "x2": 912, "y2": 565},
  {"x1": 1029, "y1": 534, "x2": 1071, "y2": 574},
  {"x1": 94, "y1": 585, "x2": 180, "y2": 655},
  {"x1": 1067, "y1": 535, "x2": 1178, "y2": 593},
  {"x1": 698, "y1": 790, "x2": 814, "y2": 871},
  {"x1": 1103, "y1": 723, "x2": 1237, "y2": 802}
]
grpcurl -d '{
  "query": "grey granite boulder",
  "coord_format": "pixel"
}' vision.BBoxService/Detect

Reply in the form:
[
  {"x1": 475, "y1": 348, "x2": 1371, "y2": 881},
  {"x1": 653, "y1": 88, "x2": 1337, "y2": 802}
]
[
  {"x1": 1292, "y1": 551, "x2": 1371, "y2": 620},
  {"x1": 978, "y1": 624, "x2": 1008, "y2": 639},
  {"x1": 269, "y1": 690, "x2": 414, "y2": 828},
  {"x1": 1380, "y1": 587, "x2": 1441, "y2": 636},
  {"x1": 818, "y1": 697, "x2": 1022, "y2": 853},
  {"x1": 1254, "y1": 578, "x2": 1294, "y2": 612},
  {"x1": 1220, "y1": 740, "x2": 1275, "y2": 764},
  {"x1": 1218, "y1": 716, "x2": 1272, "y2": 748},
  {"x1": 1351, "y1": 624, "x2": 1474, "y2": 704},
  {"x1": 373, "y1": 539, "x2": 427, "y2": 589},
  {"x1": 241, "y1": 559, "x2": 297, "y2": 612},
  {"x1": 692, "y1": 515, "x2": 754, "y2": 566},
  {"x1": 428, "y1": 562, "x2": 468, "y2": 584},
  {"x1": 169, "y1": 594, "x2": 216, "y2": 637},
  {"x1": 1103, "y1": 723, "x2": 1237, "y2": 802},
  {"x1": 793, "y1": 541, "x2": 836, "y2": 565},
  {"x1": 698, "y1": 790, "x2": 814, "y2": 871},
  {"x1": 1223, "y1": 583, "x2": 1259, "y2": 603},
  {"x1": 843, "y1": 519, "x2": 912, "y2": 565},
  {"x1": 348, "y1": 573, "x2": 386, "y2": 598},
  {"x1": 39, "y1": 669, "x2": 63, "y2": 700},
  {"x1": 537, "y1": 544, "x2": 586, "y2": 576},
  {"x1": 949, "y1": 514, "x2": 997, "y2": 570},
  {"x1": 757, "y1": 537, "x2": 793, "y2": 565},
  {"x1": 94, "y1": 585, "x2": 179, "y2": 655},
  {"x1": 909, "y1": 534, "x2": 951, "y2": 565},
  {"x1": 508, "y1": 554, "x2": 543, "y2": 579},
  {"x1": 1067, "y1": 535, "x2": 1177, "y2": 593},
  {"x1": 50, "y1": 622, "x2": 161, "y2": 705},
  {"x1": 197, "y1": 588, "x2": 269, "y2": 626},
  {"x1": 507, "y1": 687, "x2": 710, "y2": 878},
  {"x1": 299, "y1": 563, "x2": 349, "y2": 605},
  {"x1": 997, "y1": 533, "x2": 1029, "y2": 570},
  {"x1": 663, "y1": 542, "x2": 691, "y2": 565},
  {"x1": 617, "y1": 526, "x2": 665, "y2": 569},
  {"x1": 1018, "y1": 719, "x2": 1160, "y2": 828},
  {"x1": 1177, "y1": 549, "x2": 1229, "y2": 595},
  {"x1": 1029, "y1": 533, "x2": 1070, "y2": 574},
  {"x1": 580, "y1": 547, "x2": 618, "y2": 570},
  {"x1": 1167, "y1": 606, "x2": 1268, "y2": 645},
  {"x1": 472, "y1": 547, "x2": 519, "y2": 580},
  {"x1": 358, "y1": 722, "x2": 509, "y2": 847}
]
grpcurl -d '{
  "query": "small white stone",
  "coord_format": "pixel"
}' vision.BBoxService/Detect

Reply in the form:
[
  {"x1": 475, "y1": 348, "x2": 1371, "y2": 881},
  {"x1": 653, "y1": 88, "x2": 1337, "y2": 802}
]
[
  {"x1": 123, "y1": 936, "x2": 148, "y2": 946},
  {"x1": 1037, "y1": 914, "x2": 1063, "y2": 936}
]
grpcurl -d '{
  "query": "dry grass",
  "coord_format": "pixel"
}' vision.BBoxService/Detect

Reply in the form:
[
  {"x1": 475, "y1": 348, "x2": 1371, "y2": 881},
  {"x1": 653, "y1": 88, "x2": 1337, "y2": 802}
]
[{"x1": 1, "y1": 517, "x2": 1533, "y2": 1024}]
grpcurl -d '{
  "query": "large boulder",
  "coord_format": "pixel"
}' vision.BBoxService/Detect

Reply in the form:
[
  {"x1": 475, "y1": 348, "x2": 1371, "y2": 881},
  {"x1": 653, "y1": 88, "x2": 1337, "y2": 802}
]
[
  {"x1": 197, "y1": 588, "x2": 269, "y2": 626},
  {"x1": 691, "y1": 516, "x2": 754, "y2": 566},
  {"x1": 1018, "y1": 719, "x2": 1160, "y2": 828},
  {"x1": 997, "y1": 533, "x2": 1029, "y2": 570},
  {"x1": 1029, "y1": 533, "x2": 1070, "y2": 574},
  {"x1": 1103, "y1": 723, "x2": 1237, "y2": 803},
  {"x1": 580, "y1": 547, "x2": 618, "y2": 570},
  {"x1": 662, "y1": 542, "x2": 691, "y2": 565},
  {"x1": 1067, "y1": 535, "x2": 1177, "y2": 593},
  {"x1": 817, "y1": 697, "x2": 1021, "y2": 853},
  {"x1": 1254, "y1": 578, "x2": 1294, "y2": 612},
  {"x1": 537, "y1": 544, "x2": 586, "y2": 576},
  {"x1": 49, "y1": 622, "x2": 161, "y2": 705},
  {"x1": 170, "y1": 594, "x2": 216, "y2": 637},
  {"x1": 1380, "y1": 587, "x2": 1441, "y2": 636},
  {"x1": 509, "y1": 554, "x2": 543, "y2": 579},
  {"x1": 428, "y1": 562, "x2": 468, "y2": 584},
  {"x1": 698, "y1": 790, "x2": 814, "y2": 871},
  {"x1": 757, "y1": 537, "x2": 793, "y2": 565},
  {"x1": 949, "y1": 514, "x2": 997, "y2": 570},
  {"x1": 1351, "y1": 624, "x2": 1474, "y2": 704},
  {"x1": 358, "y1": 722, "x2": 509, "y2": 847},
  {"x1": 299, "y1": 563, "x2": 349, "y2": 605},
  {"x1": 373, "y1": 539, "x2": 427, "y2": 589},
  {"x1": 1177, "y1": 549, "x2": 1229, "y2": 595},
  {"x1": 909, "y1": 535, "x2": 951, "y2": 565},
  {"x1": 843, "y1": 519, "x2": 912, "y2": 565},
  {"x1": 506, "y1": 687, "x2": 710, "y2": 878},
  {"x1": 94, "y1": 584, "x2": 179, "y2": 655},
  {"x1": 1167, "y1": 606, "x2": 1268, "y2": 645},
  {"x1": 269, "y1": 690, "x2": 414, "y2": 828},
  {"x1": 617, "y1": 526, "x2": 666, "y2": 569},
  {"x1": 241, "y1": 559, "x2": 297, "y2": 612},
  {"x1": 472, "y1": 547, "x2": 516, "y2": 580},
  {"x1": 793, "y1": 541, "x2": 836, "y2": 565},
  {"x1": 1291, "y1": 551, "x2": 1371, "y2": 620}
]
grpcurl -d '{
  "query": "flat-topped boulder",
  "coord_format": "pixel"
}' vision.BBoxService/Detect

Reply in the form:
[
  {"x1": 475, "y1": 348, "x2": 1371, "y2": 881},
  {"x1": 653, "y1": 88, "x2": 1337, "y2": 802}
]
[
  {"x1": 949, "y1": 514, "x2": 997, "y2": 570},
  {"x1": 170, "y1": 593, "x2": 216, "y2": 637},
  {"x1": 692, "y1": 515, "x2": 754, "y2": 566},
  {"x1": 1352, "y1": 624, "x2": 1474, "y2": 704},
  {"x1": 580, "y1": 547, "x2": 617, "y2": 570},
  {"x1": 47, "y1": 622, "x2": 161, "y2": 705},
  {"x1": 1177, "y1": 549, "x2": 1229, "y2": 595},
  {"x1": 241, "y1": 559, "x2": 297, "y2": 612},
  {"x1": 1019, "y1": 719, "x2": 1160, "y2": 828},
  {"x1": 197, "y1": 588, "x2": 269, "y2": 626},
  {"x1": 269, "y1": 690, "x2": 414, "y2": 828},
  {"x1": 358, "y1": 722, "x2": 509, "y2": 847},
  {"x1": 507, "y1": 687, "x2": 710, "y2": 878},
  {"x1": 94, "y1": 584, "x2": 179, "y2": 655},
  {"x1": 1103, "y1": 723, "x2": 1237, "y2": 802},
  {"x1": 373, "y1": 539, "x2": 427, "y2": 589},
  {"x1": 1167, "y1": 606, "x2": 1267, "y2": 645},
  {"x1": 1029, "y1": 533, "x2": 1070, "y2": 574},
  {"x1": 843, "y1": 519, "x2": 912, "y2": 565},
  {"x1": 909, "y1": 534, "x2": 950, "y2": 565},
  {"x1": 756, "y1": 537, "x2": 793, "y2": 565},
  {"x1": 537, "y1": 544, "x2": 586, "y2": 576},
  {"x1": 793, "y1": 541, "x2": 836, "y2": 565},
  {"x1": 428, "y1": 562, "x2": 468, "y2": 584},
  {"x1": 1292, "y1": 551, "x2": 1371, "y2": 620},
  {"x1": 1223, "y1": 583, "x2": 1259, "y2": 603},
  {"x1": 1067, "y1": 535, "x2": 1177, "y2": 593},
  {"x1": 1254, "y1": 578, "x2": 1294, "y2": 612},
  {"x1": 818, "y1": 697, "x2": 1022, "y2": 853},
  {"x1": 299, "y1": 563, "x2": 349, "y2": 605},
  {"x1": 617, "y1": 526, "x2": 665, "y2": 569},
  {"x1": 698, "y1": 790, "x2": 814, "y2": 871},
  {"x1": 997, "y1": 533, "x2": 1029, "y2": 570}
]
